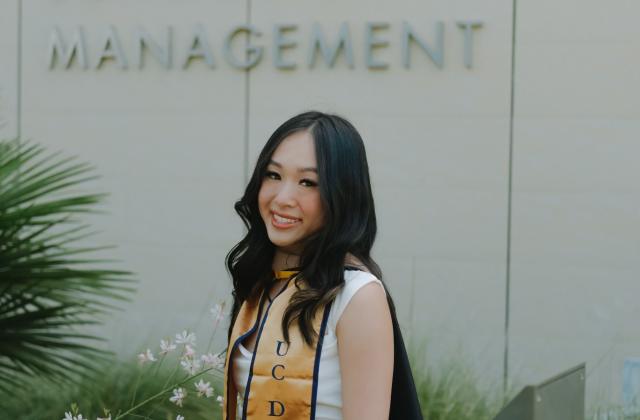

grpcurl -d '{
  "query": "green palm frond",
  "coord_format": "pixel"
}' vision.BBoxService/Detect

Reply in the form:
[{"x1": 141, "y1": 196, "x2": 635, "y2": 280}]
[{"x1": 0, "y1": 138, "x2": 137, "y2": 396}]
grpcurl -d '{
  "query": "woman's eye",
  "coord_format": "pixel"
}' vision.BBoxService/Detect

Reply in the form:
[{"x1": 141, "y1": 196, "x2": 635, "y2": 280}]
[{"x1": 265, "y1": 170, "x2": 316, "y2": 187}]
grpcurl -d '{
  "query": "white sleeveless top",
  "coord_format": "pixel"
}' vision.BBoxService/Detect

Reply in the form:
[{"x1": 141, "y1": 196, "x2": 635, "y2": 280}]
[{"x1": 231, "y1": 268, "x2": 386, "y2": 420}]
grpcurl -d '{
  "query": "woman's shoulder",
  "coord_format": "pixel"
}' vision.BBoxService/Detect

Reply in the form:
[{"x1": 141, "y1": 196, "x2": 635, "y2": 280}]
[
  {"x1": 326, "y1": 266, "x2": 386, "y2": 332},
  {"x1": 341, "y1": 267, "x2": 385, "y2": 298},
  {"x1": 341, "y1": 255, "x2": 385, "y2": 298}
]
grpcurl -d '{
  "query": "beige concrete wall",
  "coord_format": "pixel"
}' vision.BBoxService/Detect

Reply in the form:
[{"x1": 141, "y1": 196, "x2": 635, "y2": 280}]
[
  {"x1": 511, "y1": 0, "x2": 640, "y2": 404},
  {"x1": 20, "y1": 0, "x2": 247, "y2": 353},
  {"x1": 0, "y1": 0, "x2": 18, "y2": 138},
  {"x1": 4, "y1": 0, "x2": 639, "y2": 410}
]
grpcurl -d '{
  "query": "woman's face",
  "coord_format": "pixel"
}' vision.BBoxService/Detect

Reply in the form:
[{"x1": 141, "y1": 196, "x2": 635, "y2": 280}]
[{"x1": 258, "y1": 129, "x2": 325, "y2": 254}]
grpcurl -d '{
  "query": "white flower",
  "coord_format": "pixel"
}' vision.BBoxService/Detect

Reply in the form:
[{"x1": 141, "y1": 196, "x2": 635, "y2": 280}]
[
  {"x1": 180, "y1": 358, "x2": 202, "y2": 375},
  {"x1": 201, "y1": 352, "x2": 225, "y2": 369},
  {"x1": 137, "y1": 348, "x2": 156, "y2": 364},
  {"x1": 183, "y1": 344, "x2": 196, "y2": 359},
  {"x1": 217, "y1": 395, "x2": 223, "y2": 407},
  {"x1": 194, "y1": 379, "x2": 214, "y2": 398},
  {"x1": 210, "y1": 302, "x2": 226, "y2": 323},
  {"x1": 169, "y1": 387, "x2": 187, "y2": 407},
  {"x1": 62, "y1": 407, "x2": 87, "y2": 420},
  {"x1": 160, "y1": 339, "x2": 177, "y2": 355},
  {"x1": 175, "y1": 330, "x2": 196, "y2": 346},
  {"x1": 176, "y1": 416, "x2": 184, "y2": 420}
]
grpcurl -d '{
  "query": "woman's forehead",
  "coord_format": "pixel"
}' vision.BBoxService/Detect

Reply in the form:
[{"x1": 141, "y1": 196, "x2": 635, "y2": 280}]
[{"x1": 270, "y1": 131, "x2": 317, "y2": 169}]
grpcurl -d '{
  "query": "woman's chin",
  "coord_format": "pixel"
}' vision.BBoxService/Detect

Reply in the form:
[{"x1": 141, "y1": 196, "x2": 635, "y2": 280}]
[{"x1": 269, "y1": 238, "x2": 302, "y2": 253}]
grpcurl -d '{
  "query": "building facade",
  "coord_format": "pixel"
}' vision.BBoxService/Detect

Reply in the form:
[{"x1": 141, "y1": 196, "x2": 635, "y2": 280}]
[{"x1": 1, "y1": 0, "x2": 638, "y2": 411}]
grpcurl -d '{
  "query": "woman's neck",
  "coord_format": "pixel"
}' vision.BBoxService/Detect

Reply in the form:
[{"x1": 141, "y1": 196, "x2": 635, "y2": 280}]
[
  {"x1": 271, "y1": 250, "x2": 364, "y2": 272},
  {"x1": 272, "y1": 248, "x2": 301, "y2": 272}
]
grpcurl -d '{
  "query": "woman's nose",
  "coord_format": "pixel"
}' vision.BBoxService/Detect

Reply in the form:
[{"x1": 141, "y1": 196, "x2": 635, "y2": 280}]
[{"x1": 273, "y1": 182, "x2": 297, "y2": 206}]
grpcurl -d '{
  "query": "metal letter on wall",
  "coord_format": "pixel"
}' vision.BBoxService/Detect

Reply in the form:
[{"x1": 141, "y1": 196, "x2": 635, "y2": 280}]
[
  {"x1": 456, "y1": 21, "x2": 483, "y2": 69},
  {"x1": 307, "y1": 22, "x2": 354, "y2": 69},
  {"x1": 48, "y1": 26, "x2": 89, "y2": 70},
  {"x1": 95, "y1": 25, "x2": 128, "y2": 70},
  {"x1": 224, "y1": 25, "x2": 263, "y2": 70},
  {"x1": 401, "y1": 21, "x2": 444, "y2": 69},
  {"x1": 182, "y1": 24, "x2": 215, "y2": 69},
  {"x1": 364, "y1": 22, "x2": 390, "y2": 69},
  {"x1": 134, "y1": 25, "x2": 172, "y2": 69},
  {"x1": 273, "y1": 24, "x2": 297, "y2": 70}
]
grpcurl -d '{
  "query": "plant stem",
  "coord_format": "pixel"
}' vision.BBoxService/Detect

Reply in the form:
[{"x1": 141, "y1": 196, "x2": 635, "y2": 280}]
[
  {"x1": 130, "y1": 367, "x2": 144, "y2": 407},
  {"x1": 161, "y1": 358, "x2": 183, "y2": 391},
  {"x1": 152, "y1": 354, "x2": 166, "y2": 378},
  {"x1": 114, "y1": 368, "x2": 214, "y2": 420},
  {"x1": 127, "y1": 413, "x2": 156, "y2": 419},
  {"x1": 206, "y1": 320, "x2": 220, "y2": 354}
]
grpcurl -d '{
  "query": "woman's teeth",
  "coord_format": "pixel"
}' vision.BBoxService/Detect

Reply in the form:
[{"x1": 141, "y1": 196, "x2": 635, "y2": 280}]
[{"x1": 274, "y1": 214, "x2": 299, "y2": 224}]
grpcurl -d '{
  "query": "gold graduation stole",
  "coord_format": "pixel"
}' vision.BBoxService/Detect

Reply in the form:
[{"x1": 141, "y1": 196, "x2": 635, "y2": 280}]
[{"x1": 223, "y1": 270, "x2": 333, "y2": 420}]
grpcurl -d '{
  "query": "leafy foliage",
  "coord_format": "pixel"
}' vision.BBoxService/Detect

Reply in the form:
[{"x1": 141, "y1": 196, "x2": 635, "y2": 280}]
[
  {"x1": 0, "y1": 138, "x2": 136, "y2": 397},
  {"x1": 1, "y1": 355, "x2": 222, "y2": 420},
  {"x1": 407, "y1": 338, "x2": 505, "y2": 420}
]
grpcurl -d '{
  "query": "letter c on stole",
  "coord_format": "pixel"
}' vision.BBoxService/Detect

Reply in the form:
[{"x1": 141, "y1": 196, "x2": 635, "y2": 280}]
[{"x1": 271, "y1": 364, "x2": 285, "y2": 380}]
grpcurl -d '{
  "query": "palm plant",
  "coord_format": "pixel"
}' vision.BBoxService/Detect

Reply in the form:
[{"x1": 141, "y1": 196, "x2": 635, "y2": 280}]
[{"x1": 0, "y1": 138, "x2": 136, "y2": 397}]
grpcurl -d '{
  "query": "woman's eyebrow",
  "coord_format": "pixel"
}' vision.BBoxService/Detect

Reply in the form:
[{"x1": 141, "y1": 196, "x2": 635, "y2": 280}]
[{"x1": 268, "y1": 159, "x2": 317, "y2": 173}]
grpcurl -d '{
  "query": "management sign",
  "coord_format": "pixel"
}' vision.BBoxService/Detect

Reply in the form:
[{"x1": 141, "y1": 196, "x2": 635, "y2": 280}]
[{"x1": 47, "y1": 21, "x2": 484, "y2": 71}]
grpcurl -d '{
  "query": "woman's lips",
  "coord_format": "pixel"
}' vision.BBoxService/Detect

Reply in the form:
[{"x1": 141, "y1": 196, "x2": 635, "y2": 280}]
[{"x1": 271, "y1": 212, "x2": 301, "y2": 228}]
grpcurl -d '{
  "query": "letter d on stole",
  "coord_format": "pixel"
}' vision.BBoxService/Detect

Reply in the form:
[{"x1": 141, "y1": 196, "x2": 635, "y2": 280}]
[{"x1": 268, "y1": 400, "x2": 285, "y2": 416}]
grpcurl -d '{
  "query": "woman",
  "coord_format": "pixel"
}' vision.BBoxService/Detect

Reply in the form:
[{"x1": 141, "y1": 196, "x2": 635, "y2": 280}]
[{"x1": 223, "y1": 111, "x2": 422, "y2": 420}]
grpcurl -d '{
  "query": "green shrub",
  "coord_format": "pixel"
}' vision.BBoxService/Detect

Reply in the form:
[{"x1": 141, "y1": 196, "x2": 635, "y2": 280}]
[
  {"x1": 408, "y1": 338, "x2": 505, "y2": 420},
  {"x1": 1, "y1": 353, "x2": 223, "y2": 419}
]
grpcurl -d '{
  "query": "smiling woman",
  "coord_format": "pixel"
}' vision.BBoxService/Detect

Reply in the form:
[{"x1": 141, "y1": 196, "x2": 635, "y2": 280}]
[
  {"x1": 258, "y1": 130, "x2": 325, "y2": 256},
  {"x1": 223, "y1": 111, "x2": 423, "y2": 420}
]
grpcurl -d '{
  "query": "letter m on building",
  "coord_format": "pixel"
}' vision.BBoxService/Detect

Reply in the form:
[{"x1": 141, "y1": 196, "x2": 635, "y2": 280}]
[{"x1": 48, "y1": 26, "x2": 89, "y2": 70}]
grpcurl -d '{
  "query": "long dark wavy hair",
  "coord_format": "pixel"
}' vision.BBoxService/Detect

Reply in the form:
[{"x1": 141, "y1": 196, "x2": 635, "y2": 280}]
[{"x1": 225, "y1": 110, "x2": 398, "y2": 347}]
